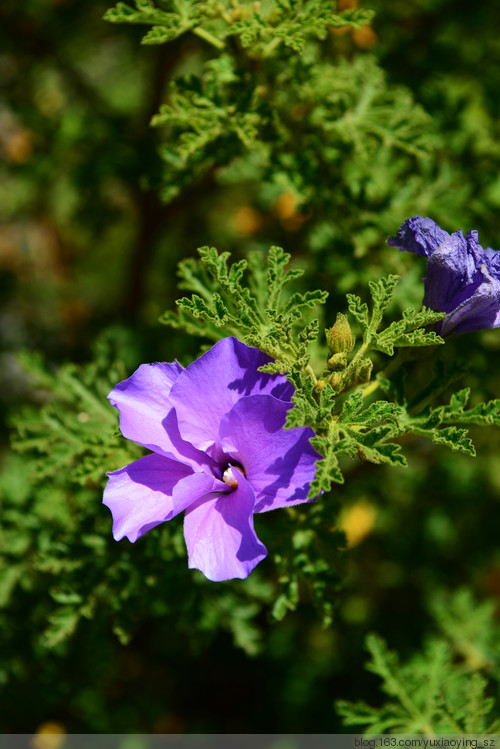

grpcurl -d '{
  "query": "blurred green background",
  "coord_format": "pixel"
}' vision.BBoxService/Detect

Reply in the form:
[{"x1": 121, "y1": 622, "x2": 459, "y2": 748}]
[{"x1": 2, "y1": 0, "x2": 500, "y2": 734}]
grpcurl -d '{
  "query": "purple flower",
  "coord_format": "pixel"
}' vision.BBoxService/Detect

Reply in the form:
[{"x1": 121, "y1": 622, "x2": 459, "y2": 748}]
[
  {"x1": 388, "y1": 216, "x2": 500, "y2": 336},
  {"x1": 103, "y1": 337, "x2": 319, "y2": 582}
]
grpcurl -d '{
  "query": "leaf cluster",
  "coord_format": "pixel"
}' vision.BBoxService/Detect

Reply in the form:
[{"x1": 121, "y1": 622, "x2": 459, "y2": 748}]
[
  {"x1": 104, "y1": 0, "x2": 373, "y2": 53},
  {"x1": 10, "y1": 336, "x2": 142, "y2": 485},
  {"x1": 161, "y1": 244, "x2": 327, "y2": 373},
  {"x1": 337, "y1": 590, "x2": 500, "y2": 734},
  {"x1": 164, "y1": 252, "x2": 500, "y2": 499},
  {"x1": 152, "y1": 52, "x2": 435, "y2": 213},
  {"x1": 270, "y1": 501, "x2": 345, "y2": 626},
  {"x1": 104, "y1": 0, "x2": 436, "y2": 267},
  {"x1": 285, "y1": 275, "x2": 446, "y2": 496}
]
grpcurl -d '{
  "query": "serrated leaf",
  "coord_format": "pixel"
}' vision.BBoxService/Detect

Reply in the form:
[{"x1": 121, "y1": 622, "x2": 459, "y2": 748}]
[
  {"x1": 337, "y1": 392, "x2": 364, "y2": 421},
  {"x1": 436, "y1": 388, "x2": 500, "y2": 426},
  {"x1": 346, "y1": 293, "x2": 369, "y2": 329},
  {"x1": 176, "y1": 294, "x2": 214, "y2": 320},
  {"x1": 348, "y1": 437, "x2": 407, "y2": 466},
  {"x1": 339, "y1": 394, "x2": 404, "y2": 426},
  {"x1": 104, "y1": 1, "x2": 166, "y2": 25},
  {"x1": 374, "y1": 328, "x2": 444, "y2": 356},
  {"x1": 414, "y1": 425, "x2": 476, "y2": 456},
  {"x1": 282, "y1": 289, "x2": 328, "y2": 319},
  {"x1": 163, "y1": 244, "x2": 326, "y2": 372},
  {"x1": 393, "y1": 328, "x2": 444, "y2": 348},
  {"x1": 308, "y1": 436, "x2": 344, "y2": 498},
  {"x1": 266, "y1": 246, "x2": 291, "y2": 310},
  {"x1": 284, "y1": 374, "x2": 318, "y2": 428},
  {"x1": 371, "y1": 304, "x2": 445, "y2": 354},
  {"x1": 369, "y1": 274, "x2": 400, "y2": 314},
  {"x1": 141, "y1": 25, "x2": 181, "y2": 44}
]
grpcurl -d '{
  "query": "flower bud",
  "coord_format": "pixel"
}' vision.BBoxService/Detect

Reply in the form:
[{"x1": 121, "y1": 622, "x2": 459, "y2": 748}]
[
  {"x1": 327, "y1": 352, "x2": 348, "y2": 372},
  {"x1": 326, "y1": 313, "x2": 355, "y2": 356},
  {"x1": 328, "y1": 372, "x2": 343, "y2": 391}
]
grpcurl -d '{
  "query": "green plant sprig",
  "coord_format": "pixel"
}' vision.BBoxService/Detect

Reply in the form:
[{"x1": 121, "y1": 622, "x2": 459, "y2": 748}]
[
  {"x1": 104, "y1": 0, "x2": 374, "y2": 54},
  {"x1": 337, "y1": 590, "x2": 500, "y2": 735},
  {"x1": 162, "y1": 246, "x2": 500, "y2": 498}
]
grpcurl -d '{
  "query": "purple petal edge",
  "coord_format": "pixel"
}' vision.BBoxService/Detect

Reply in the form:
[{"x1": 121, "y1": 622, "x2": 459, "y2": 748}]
[{"x1": 183, "y1": 473, "x2": 267, "y2": 581}]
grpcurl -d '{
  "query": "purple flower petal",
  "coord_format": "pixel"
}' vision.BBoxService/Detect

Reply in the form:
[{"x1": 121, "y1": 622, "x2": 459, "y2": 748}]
[
  {"x1": 219, "y1": 394, "x2": 319, "y2": 512},
  {"x1": 172, "y1": 470, "x2": 229, "y2": 510},
  {"x1": 103, "y1": 453, "x2": 193, "y2": 542},
  {"x1": 421, "y1": 231, "x2": 478, "y2": 313},
  {"x1": 169, "y1": 337, "x2": 294, "y2": 458},
  {"x1": 440, "y1": 264, "x2": 500, "y2": 335},
  {"x1": 103, "y1": 337, "x2": 320, "y2": 582},
  {"x1": 388, "y1": 216, "x2": 500, "y2": 336},
  {"x1": 108, "y1": 362, "x2": 183, "y2": 457},
  {"x1": 109, "y1": 361, "x2": 219, "y2": 473},
  {"x1": 183, "y1": 473, "x2": 267, "y2": 581},
  {"x1": 388, "y1": 216, "x2": 450, "y2": 259}
]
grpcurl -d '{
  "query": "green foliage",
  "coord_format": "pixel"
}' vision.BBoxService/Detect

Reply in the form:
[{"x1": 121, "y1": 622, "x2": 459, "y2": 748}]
[
  {"x1": 337, "y1": 590, "x2": 500, "y2": 735},
  {"x1": 161, "y1": 244, "x2": 327, "y2": 373},
  {"x1": 152, "y1": 51, "x2": 435, "y2": 224},
  {"x1": 163, "y1": 247, "x2": 500, "y2": 497},
  {"x1": 10, "y1": 337, "x2": 142, "y2": 485},
  {"x1": 401, "y1": 388, "x2": 500, "y2": 458},
  {"x1": 104, "y1": 0, "x2": 373, "y2": 53},
  {"x1": 103, "y1": 0, "x2": 437, "y2": 263},
  {"x1": 271, "y1": 502, "x2": 345, "y2": 626}
]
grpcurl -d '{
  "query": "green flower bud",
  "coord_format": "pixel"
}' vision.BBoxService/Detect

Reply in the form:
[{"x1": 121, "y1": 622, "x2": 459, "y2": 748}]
[
  {"x1": 328, "y1": 372, "x2": 343, "y2": 391},
  {"x1": 326, "y1": 313, "x2": 355, "y2": 356},
  {"x1": 327, "y1": 352, "x2": 348, "y2": 372}
]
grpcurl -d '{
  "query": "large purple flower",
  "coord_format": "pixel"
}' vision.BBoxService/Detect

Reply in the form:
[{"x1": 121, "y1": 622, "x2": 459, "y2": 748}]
[
  {"x1": 103, "y1": 337, "x2": 319, "y2": 582},
  {"x1": 388, "y1": 216, "x2": 500, "y2": 336}
]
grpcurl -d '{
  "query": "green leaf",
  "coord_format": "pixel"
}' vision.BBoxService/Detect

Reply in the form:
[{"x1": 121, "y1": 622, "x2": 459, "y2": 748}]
[
  {"x1": 373, "y1": 307, "x2": 445, "y2": 355},
  {"x1": 141, "y1": 24, "x2": 183, "y2": 44},
  {"x1": 369, "y1": 274, "x2": 400, "y2": 315},
  {"x1": 308, "y1": 435, "x2": 344, "y2": 498},
  {"x1": 346, "y1": 293, "x2": 369, "y2": 330},
  {"x1": 413, "y1": 425, "x2": 476, "y2": 456},
  {"x1": 11, "y1": 336, "x2": 142, "y2": 485},
  {"x1": 162, "y1": 245, "x2": 327, "y2": 373},
  {"x1": 436, "y1": 388, "x2": 500, "y2": 426}
]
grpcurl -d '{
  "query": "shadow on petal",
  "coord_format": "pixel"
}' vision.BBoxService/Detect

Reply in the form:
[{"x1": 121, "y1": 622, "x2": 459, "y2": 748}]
[
  {"x1": 184, "y1": 478, "x2": 266, "y2": 581},
  {"x1": 229, "y1": 340, "x2": 294, "y2": 400}
]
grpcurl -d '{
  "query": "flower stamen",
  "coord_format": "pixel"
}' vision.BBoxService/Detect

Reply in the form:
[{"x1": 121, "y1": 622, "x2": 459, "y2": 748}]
[{"x1": 222, "y1": 464, "x2": 244, "y2": 489}]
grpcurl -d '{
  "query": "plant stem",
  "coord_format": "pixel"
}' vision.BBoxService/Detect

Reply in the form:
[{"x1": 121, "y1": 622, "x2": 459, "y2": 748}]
[
  {"x1": 262, "y1": 36, "x2": 282, "y2": 57},
  {"x1": 356, "y1": 353, "x2": 405, "y2": 398},
  {"x1": 193, "y1": 26, "x2": 225, "y2": 49}
]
